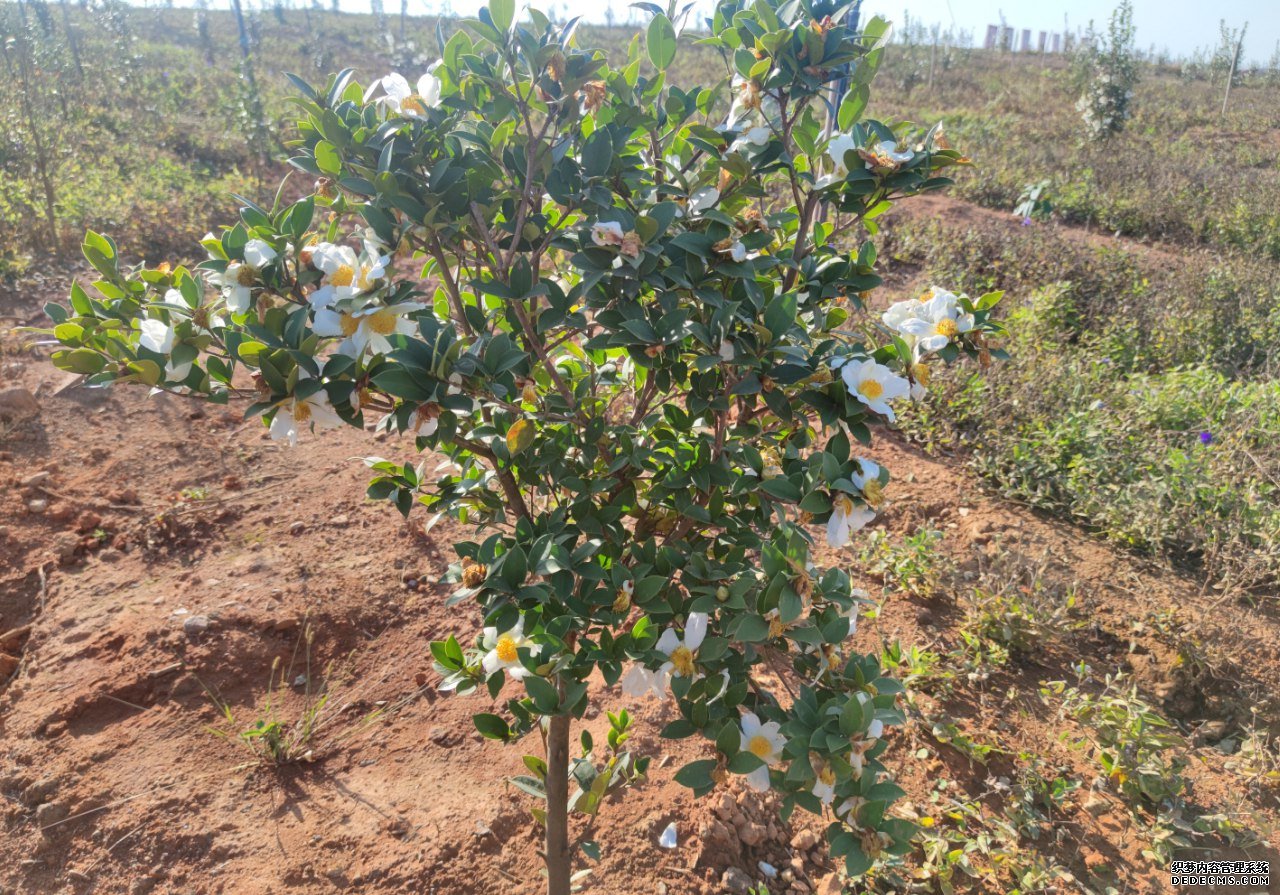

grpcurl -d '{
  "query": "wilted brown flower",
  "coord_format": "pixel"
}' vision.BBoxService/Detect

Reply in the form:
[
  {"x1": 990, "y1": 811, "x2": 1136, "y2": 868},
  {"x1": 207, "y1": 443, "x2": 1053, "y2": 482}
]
[
  {"x1": 462, "y1": 562, "x2": 488, "y2": 589},
  {"x1": 619, "y1": 230, "x2": 644, "y2": 259},
  {"x1": 579, "y1": 80, "x2": 606, "y2": 113}
]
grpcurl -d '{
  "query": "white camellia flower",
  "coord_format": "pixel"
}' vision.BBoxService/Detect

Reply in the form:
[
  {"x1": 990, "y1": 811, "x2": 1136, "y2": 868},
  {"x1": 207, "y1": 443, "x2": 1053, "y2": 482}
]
[
  {"x1": 308, "y1": 242, "x2": 390, "y2": 309},
  {"x1": 366, "y1": 70, "x2": 443, "y2": 116},
  {"x1": 850, "y1": 457, "x2": 884, "y2": 509},
  {"x1": 730, "y1": 125, "x2": 771, "y2": 151},
  {"x1": 718, "y1": 339, "x2": 735, "y2": 362},
  {"x1": 812, "y1": 761, "x2": 838, "y2": 805},
  {"x1": 836, "y1": 796, "x2": 866, "y2": 822},
  {"x1": 591, "y1": 220, "x2": 625, "y2": 247},
  {"x1": 215, "y1": 264, "x2": 255, "y2": 313},
  {"x1": 881, "y1": 297, "x2": 923, "y2": 339},
  {"x1": 212, "y1": 243, "x2": 274, "y2": 315},
  {"x1": 481, "y1": 616, "x2": 532, "y2": 680},
  {"x1": 840, "y1": 358, "x2": 910, "y2": 421},
  {"x1": 138, "y1": 318, "x2": 193, "y2": 382},
  {"x1": 728, "y1": 241, "x2": 748, "y2": 263},
  {"x1": 826, "y1": 492, "x2": 875, "y2": 549},
  {"x1": 868, "y1": 718, "x2": 884, "y2": 740},
  {"x1": 313, "y1": 301, "x2": 423, "y2": 358},
  {"x1": 269, "y1": 387, "x2": 344, "y2": 446},
  {"x1": 656, "y1": 611, "x2": 708, "y2": 681},
  {"x1": 899, "y1": 289, "x2": 975, "y2": 354},
  {"x1": 688, "y1": 186, "x2": 720, "y2": 215},
  {"x1": 827, "y1": 133, "x2": 858, "y2": 175},
  {"x1": 620, "y1": 663, "x2": 669, "y2": 700},
  {"x1": 870, "y1": 140, "x2": 914, "y2": 169},
  {"x1": 138, "y1": 318, "x2": 174, "y2": 351},
  {"x1": 739, "y1": 711, "x2": 785, "y2": 792},
  {"x1": 409, "y1": 403, "x2": 440, "y2": 437},
  {"x1": 243, "y1": 238, "x2": 277, "y2": 269}
]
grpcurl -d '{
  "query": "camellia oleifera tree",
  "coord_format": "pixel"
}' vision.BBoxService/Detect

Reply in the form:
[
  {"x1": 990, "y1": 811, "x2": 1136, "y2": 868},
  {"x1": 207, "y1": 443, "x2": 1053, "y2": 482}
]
[
  {"x1": 1075, "y1": 0, "x2": 1137, "y2": 138},
  {"x1": 38, "y1": 1, "x2": 1005, "y2": 891}
]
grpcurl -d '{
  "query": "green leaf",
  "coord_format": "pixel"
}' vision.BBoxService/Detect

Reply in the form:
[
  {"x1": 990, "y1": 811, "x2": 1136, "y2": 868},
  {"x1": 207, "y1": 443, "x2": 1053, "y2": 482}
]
[
  {"x1": 844, "y1": 844, "x2": 873, "y2": 878},
  {"x1": 510, "y1": 775, "x2": 547, "y2": 798},
  {"x1": 524, "y1": 676, "x2": 561, "y2": 713},
  {"x1": 488, "y1": 0, "x2": 515, "y2": 32},
  {"x1": 500, "y1": 545, "x2": 529, "y2": 588},
  {"x1": 673, "y1": 759, "x2": 717, "y2": 790},
  {"x1": 581, "y1": 128, "x2": 614, "y2": 179},
  {"x1": 759, "y1": 477, "x2": 802, "y2": 502},
  {"x1": 314, "y1": 140, "x2": 342, "y2": 176},
  {"x1": 430, "y1": 638, "x2": 464, "y2": 670},
  {"x1": 837, "y1": 85, "x2": 869, "y2": 131},
  {"x1": 82, "y1": 231, "x2": 117, "y2": 278},
  {"x1": 473, "y1": 713, "x2": 510, "y2": 740},
  {"x1": 55, "y1": 349, "x2": 106, "y2": 375},
  {"x1": 733, "y1": 614, "x2": 771, "y2": 643},
  {"x1": 646, "y1": 14, "x2": 677, "y2": 70},
  {"x1": 839, "y1": 695, "x2": 865, "y2": 734}
]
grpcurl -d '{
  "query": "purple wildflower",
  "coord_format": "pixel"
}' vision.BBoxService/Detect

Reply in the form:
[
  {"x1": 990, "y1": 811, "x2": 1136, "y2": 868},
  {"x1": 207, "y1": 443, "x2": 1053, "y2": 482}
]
[{"x1": 1199, "y1": 431, "x2": 1212, "y2": 445}]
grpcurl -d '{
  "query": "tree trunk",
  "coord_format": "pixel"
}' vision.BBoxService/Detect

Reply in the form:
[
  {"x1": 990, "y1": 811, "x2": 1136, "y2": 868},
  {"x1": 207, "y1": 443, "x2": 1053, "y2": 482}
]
[
  {"x1": 544, "y1": 712, "x2": 572, "y2": 895},
  {"x1": 231, "y1": 0, "x2": 251, "y2": 58},
  {"x1": 58, "y1": 0, "x2": 84, "y2": 79}
]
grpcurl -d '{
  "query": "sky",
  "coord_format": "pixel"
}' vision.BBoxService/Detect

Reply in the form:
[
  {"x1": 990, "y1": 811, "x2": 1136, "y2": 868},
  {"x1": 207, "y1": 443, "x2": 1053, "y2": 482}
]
[
  {"x1": 423, "y1": 0, "x2": 1277, "y2": 65},
  {"x1": 145, "y1": 0, "x2": 1277, "y2": 66}
]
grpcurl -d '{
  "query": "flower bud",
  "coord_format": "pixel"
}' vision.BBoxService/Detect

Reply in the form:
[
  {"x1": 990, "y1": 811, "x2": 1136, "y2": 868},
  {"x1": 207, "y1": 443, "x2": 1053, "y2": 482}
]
[{"x1": 715, "y1": 585, "x2": 730, "y2": 602}]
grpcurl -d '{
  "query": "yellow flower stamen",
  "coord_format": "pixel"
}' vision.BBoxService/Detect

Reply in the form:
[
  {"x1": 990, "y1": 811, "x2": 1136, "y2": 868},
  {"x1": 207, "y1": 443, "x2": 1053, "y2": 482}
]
[
  {"x1": 330, "y1": 264, "x2": 355, "y2": 287},
  {"x1": 612, "y1": 590, "x2": 631, "y2": 613},
  {"x1": 747, "y1": 735, "x2": 774, "y2": 759},
  {"x1": 670, "y1": 645, "x2": 695, "y2": 676},
  {"x1": 401, "y1": 94, "x2": 427, "y2": 115},
  {"x1": 367, "y1": 308, "x2": 399, "y2": 335},
  {"x1": 857, "y1": 379, "x2": 884, "y2": 401},
  {"x1": 235, "y1": 265, "x2": 256, "y2": 286},
  {"x1": 862, "y1": 480, "x2": 884, "y2": 507},
  {"x1": 935, "y1": 318, "x2": 958, "y2": 338},
  {"x1": 292, "y1": 399, "x2": 312, "y2": 423},
  {"x1": 495, "y1": 634, "x2": 519, "y2": 663},
  {"x1": 339, "y1": 314, "x2": 360, "y2": 337}
]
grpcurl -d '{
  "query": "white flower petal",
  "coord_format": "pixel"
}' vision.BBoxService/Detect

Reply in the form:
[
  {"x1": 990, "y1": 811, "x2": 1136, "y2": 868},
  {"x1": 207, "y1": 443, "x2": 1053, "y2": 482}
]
[
  {"x1": 745, "y1": 765, "x2": 771, "y2": 792},
  {"x1": 684, "y1": 612, "x2": 708, "y2": 651}
]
